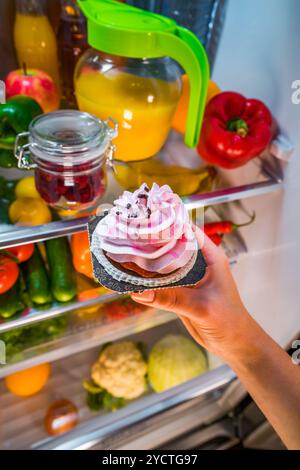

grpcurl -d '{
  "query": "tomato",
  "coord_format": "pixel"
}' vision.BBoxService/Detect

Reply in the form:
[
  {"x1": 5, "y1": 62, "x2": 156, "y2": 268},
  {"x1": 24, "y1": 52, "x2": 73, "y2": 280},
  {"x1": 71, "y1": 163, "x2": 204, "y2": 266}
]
[
  {"x1": 0, "y1": 255, "x2": 19, "y2": 294},
  {"x1": 7, "y1": 243, "x2": 34, "y2": 262},
  {"x1": 105, "y1": 298, "x2": 146, "y2": 321}
]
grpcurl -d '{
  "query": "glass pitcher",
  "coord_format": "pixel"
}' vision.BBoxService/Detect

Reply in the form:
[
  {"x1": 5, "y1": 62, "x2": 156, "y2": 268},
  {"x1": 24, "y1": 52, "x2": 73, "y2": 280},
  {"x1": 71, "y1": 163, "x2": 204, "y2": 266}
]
[
  {"x1": 75, "y1": 0, "x2": 209, "y2": 163},
  {"x1": 75, "y1": 52, "x2": 182, "y2": 161}
]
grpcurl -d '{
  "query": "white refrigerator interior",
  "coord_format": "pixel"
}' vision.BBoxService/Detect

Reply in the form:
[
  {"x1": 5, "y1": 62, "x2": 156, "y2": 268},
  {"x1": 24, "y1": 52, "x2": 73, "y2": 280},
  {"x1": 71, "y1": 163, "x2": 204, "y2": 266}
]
[
  {"x1": 214, "y1": 0, "x2": 300, "y2": 348},
  {"x1": 0, "y1": 0, "x2": 299, "y2": 451}
]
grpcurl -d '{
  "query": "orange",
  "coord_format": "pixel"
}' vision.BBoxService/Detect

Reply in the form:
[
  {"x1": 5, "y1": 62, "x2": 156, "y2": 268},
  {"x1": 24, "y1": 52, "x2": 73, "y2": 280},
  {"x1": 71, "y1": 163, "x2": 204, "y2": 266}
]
[
  {"x1": 4, "y1": 363, "x2": 51, "y2": 397},
  {"x1": 206, "y1": 79, "x2": 221, "y2": 106},
  {"x1": 77, "y1": 286, "x2": 111, "y2": 302},
  {"x1": 76, "y1": 286, "x2": 111, "y2": 315},
  {"x1": 172, "y1": 76, "x2": 221, "y2": 135}
]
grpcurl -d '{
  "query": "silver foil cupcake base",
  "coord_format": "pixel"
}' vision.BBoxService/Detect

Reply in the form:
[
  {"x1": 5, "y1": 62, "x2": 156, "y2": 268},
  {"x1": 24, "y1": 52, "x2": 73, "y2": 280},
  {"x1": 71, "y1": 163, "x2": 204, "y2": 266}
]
[{"x1": 92, "y1": 243, "x2": 198, "y2": 287}]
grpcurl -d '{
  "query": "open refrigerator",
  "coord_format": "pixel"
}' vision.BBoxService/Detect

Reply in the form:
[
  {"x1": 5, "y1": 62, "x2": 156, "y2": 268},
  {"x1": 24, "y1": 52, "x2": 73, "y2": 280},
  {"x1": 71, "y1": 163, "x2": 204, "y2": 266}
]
[{"x1": 0, "y1": 0, "x2": 299, "y2": 450}]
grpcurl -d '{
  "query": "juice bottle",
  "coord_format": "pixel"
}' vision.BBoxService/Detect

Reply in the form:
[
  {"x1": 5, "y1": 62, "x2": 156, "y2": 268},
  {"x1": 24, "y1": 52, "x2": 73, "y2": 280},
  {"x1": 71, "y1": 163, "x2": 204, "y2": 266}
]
[
  {"x1": 14, "y1": 0, "x2": 61, "y2": 89},
  {"x1": 57, "y1": 0, "x2": 88, "y2": 108}
]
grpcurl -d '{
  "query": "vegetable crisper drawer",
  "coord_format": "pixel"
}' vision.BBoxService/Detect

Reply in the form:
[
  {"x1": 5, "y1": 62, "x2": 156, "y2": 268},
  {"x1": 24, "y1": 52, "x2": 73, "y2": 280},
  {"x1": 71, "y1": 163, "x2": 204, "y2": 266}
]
[{"x1": 0, "y1": 320, "x2": 236, "y2": 450}]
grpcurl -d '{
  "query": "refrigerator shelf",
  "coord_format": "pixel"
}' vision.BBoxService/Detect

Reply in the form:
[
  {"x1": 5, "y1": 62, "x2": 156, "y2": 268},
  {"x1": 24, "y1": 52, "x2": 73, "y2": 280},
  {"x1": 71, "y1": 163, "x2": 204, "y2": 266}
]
[
  {"x1": 0, "y1": 308, "x2": 175, "y2": 378},
  {"x1": 0, "y1": 320, "x2": 236, "y2": 450},
  {"x1": 0, "y1": 225, "x2": 246, "y2": 337},
  {"x1": 0, "y1": 154, "x2": 283, "y2": 250},
  {"x1": 0, "y1": 291, "x2": 121, "y2": 334}
]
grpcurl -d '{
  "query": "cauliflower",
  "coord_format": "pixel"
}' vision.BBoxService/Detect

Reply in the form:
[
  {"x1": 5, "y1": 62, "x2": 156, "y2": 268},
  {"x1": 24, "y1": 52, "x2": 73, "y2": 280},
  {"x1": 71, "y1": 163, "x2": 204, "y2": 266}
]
[{"x1": 91, "y1": 341, "x2": 147, "y2": 400}]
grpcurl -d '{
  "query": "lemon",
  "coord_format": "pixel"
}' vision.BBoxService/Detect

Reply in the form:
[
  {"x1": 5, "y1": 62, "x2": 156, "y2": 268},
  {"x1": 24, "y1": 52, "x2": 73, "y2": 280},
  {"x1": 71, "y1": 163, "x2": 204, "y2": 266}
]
[
  {"x1": 15, "y1": 176, "x2": 40, "y2": 199},
  {"x1": 9, "y1": 197, "x2": 52, "y2": 225}
]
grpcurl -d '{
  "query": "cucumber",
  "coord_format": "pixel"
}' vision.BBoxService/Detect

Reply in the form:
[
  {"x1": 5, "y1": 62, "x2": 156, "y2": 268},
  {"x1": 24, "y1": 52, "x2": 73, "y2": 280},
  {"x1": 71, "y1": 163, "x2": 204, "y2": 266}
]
[
  {"x1": 0, "y1": 278, "x2": 25, "y2": 318},
  {"x1": 0, "y1": 200, "x2": 10, "y2": 224},
  {"x1": 22, "y1": 246, "x2": 52, "y2": 305},
  {"x1": 45, "y1": 237, "x2": 76, "y2": 302}
]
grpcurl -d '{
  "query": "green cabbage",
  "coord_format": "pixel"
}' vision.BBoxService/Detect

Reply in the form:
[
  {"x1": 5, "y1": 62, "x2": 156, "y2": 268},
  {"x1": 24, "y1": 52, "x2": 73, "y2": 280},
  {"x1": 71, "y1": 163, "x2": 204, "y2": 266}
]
[{"x1": 148, "y1": 334, "x2": 208, "y2": 393}]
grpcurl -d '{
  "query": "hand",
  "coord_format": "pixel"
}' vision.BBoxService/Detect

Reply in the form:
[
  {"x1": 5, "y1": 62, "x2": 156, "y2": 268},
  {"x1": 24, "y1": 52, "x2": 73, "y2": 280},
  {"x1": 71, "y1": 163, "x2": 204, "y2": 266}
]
[
  {"x1": 134, "y1": 228, "x2": 300, "y2": 450},
  {"x1": 131, "y1": 227, "x2": 262, "y2": 362}
]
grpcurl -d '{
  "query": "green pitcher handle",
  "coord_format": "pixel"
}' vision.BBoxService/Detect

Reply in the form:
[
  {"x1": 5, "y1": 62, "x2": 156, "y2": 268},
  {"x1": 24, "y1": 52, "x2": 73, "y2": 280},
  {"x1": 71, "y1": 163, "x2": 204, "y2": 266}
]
[{"x1": 159, "y1": 26, "x2": 209, "y2": 147}]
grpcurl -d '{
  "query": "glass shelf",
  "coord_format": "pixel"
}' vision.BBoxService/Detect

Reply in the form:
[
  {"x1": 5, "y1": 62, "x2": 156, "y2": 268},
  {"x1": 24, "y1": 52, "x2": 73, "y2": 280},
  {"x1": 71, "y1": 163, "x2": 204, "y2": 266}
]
[
  {"x1": 0, "y1": 292, "x2": 120, "y2": 334},
  {"x1": 0, "y1": 151, "x2": 283, "y2": 250},
  {"x1": 0, "y1": 306, "x2": 175, "y2": 378}
]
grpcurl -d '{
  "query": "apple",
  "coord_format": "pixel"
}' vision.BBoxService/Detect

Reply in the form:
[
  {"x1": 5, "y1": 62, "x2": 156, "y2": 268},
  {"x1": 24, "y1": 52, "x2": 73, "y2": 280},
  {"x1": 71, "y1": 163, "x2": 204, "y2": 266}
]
[{"x1": 5, "y1": 67, "x2": 60, "y2": 113}]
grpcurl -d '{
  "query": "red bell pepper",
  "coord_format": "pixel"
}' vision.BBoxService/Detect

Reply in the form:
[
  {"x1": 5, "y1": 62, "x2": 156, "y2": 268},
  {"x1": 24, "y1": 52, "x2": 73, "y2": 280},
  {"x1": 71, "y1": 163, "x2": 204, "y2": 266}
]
[{"x1": 197, "y1": 92, "x2": 273, "y2": 169}]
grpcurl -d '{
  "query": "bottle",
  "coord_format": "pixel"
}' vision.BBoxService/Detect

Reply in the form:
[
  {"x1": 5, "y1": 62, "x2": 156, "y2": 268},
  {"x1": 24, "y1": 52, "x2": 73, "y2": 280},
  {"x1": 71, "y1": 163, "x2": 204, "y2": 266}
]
[
  {"x1": 128, "y1": 0, "x2": 228, "y2": 70},
  {"x1": 57, "y1": 0, "x2": 88, "y2": 108},
  {"x1": 14, "y1": 0, "x2": 60, "y2": 89}
]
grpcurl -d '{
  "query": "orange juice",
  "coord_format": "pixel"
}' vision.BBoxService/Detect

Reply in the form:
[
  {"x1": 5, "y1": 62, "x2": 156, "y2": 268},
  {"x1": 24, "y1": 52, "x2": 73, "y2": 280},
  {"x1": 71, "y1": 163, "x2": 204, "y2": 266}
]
[
  {"x1": 14, "y1": 13, "x2": 60, "y2": 89},
  {"x1": 75, "y1": 69, "x2": 181, "y2": 161}
]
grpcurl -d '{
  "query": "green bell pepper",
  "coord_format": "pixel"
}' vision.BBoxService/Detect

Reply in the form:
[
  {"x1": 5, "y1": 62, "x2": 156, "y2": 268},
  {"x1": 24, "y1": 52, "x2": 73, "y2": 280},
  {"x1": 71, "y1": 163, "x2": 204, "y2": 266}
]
[
  {"x1": 0, "y1": 96, "x2": 42, "y2": 168},
  {"x1": 0, "y1": 176, "x2": 18, "y2": 224}
]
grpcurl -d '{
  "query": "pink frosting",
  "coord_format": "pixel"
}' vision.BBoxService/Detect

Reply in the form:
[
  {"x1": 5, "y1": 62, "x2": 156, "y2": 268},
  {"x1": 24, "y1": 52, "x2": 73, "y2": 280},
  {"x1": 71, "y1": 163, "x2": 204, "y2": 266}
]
[{"x1": 95, "y1": 183, "x2": 197, "y2": 274}]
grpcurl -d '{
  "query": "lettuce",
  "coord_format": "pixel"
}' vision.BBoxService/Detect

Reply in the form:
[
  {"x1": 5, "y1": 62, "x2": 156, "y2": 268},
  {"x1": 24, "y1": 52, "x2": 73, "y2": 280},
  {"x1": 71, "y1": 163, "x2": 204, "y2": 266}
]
[{"x1": 148, "y1": 334, "x2": 208, "y2": 393}]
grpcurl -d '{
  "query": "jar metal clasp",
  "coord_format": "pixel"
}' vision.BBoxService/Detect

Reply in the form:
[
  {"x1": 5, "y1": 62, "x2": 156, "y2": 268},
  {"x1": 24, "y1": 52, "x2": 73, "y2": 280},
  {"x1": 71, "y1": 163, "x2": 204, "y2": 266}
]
[
  {"x1": 14, "y1": 132, "x2": 36, "y2": 170},
  {"x1": 104, "y1": 116, "x2": 119, "y2": 170}
]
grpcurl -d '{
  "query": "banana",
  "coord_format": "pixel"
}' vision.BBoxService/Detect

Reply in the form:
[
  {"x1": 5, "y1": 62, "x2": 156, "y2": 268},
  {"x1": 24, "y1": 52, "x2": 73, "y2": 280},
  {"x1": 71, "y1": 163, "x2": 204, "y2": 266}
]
[{"x1": 113, "y1": 160, "x2": 217, "y2": 197}]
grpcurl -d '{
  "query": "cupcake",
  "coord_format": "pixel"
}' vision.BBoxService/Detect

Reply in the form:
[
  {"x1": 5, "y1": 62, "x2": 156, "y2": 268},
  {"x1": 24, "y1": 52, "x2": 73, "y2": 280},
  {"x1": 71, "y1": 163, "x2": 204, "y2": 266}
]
[{"x1": 91, "y1": 183, "x2": 199, "y2": 288}]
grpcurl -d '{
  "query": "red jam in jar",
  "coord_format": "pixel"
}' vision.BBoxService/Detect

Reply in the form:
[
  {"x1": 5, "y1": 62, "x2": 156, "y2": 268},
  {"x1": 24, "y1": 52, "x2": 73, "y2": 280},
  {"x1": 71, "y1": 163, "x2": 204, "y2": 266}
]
[{"x1": 15, "y1": 111, "x2": 117, "y2": 213}]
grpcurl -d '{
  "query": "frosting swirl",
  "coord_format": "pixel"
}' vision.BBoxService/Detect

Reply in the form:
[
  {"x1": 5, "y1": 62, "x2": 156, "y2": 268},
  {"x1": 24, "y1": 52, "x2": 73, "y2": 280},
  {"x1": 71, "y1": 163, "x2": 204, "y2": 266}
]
[{"x1": 95, "y1": 183, "x2": 197, "y2": 274}]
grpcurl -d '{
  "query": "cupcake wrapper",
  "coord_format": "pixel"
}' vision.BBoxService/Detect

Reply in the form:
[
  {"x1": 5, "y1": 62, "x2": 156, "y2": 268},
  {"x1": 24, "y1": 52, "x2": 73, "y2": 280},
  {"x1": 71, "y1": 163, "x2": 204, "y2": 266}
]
[{"x1": 88, "y1": 216, "x2": 207, "y2": 294}]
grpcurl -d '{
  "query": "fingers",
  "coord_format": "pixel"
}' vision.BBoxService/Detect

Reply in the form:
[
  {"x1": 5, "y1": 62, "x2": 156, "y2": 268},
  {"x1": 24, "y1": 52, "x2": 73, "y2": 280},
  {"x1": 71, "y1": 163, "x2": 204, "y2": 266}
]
[
  {"x1": 131, "y1": 286, "x2": 191, "y2": 315},
  {"x1": 131, "y1": 285, "x2": 208, "y2": 323},
  {"x1": 193, "y1": 225, "x2": 226, "y2": 267}
]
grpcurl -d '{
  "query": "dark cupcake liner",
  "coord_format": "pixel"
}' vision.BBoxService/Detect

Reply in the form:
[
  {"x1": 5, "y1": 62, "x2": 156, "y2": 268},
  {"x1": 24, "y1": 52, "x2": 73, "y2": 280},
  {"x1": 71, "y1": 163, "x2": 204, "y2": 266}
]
[{"x1": 88, "y1": 215, "x2": 207, "y2": 294}]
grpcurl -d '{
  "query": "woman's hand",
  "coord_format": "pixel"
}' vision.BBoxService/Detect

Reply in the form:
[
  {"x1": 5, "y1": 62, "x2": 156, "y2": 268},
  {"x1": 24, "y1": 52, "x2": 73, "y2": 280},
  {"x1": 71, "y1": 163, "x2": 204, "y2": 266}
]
[
  {"x1": 131, "y1": 227, "x2": 264, "y2": 363},
  {"x1": 133, "y1": 227, "x2": 300, "y2": 450}
]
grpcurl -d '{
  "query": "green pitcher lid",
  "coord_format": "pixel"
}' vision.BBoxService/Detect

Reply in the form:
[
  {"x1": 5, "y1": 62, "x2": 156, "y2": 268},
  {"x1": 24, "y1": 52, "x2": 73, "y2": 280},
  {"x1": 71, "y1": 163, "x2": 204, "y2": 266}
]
[{"x1": 78, "y1": 0, "x2": 209, "y2": 148}]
